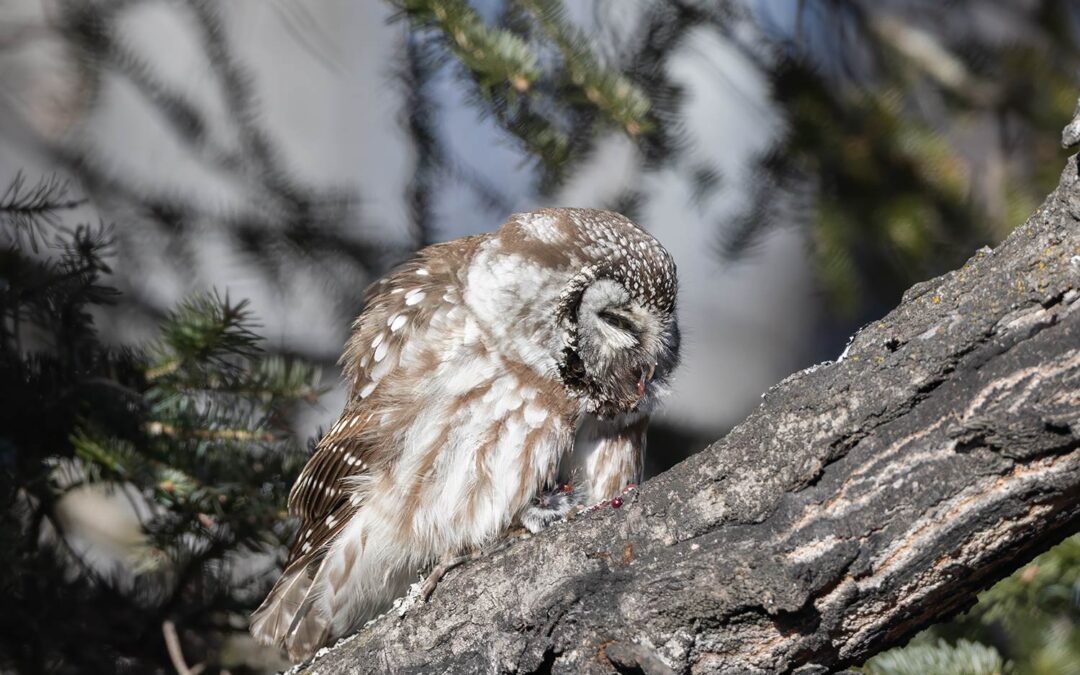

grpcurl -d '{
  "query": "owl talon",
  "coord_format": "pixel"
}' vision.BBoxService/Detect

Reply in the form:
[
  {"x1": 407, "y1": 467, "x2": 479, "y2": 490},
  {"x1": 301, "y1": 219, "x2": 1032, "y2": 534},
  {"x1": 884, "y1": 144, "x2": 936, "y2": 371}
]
[
  {"x1": 421, "y1": 552, "x2": 473, "y2": 601},
  {"x1": 519, "y1": 484, "x2": 584, "y2": 533}
]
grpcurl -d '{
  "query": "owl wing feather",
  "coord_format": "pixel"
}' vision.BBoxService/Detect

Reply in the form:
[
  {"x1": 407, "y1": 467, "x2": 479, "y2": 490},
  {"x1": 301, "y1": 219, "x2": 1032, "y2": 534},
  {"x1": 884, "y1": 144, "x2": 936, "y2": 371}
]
[
  {"x1": 249, "y1": 496, "x2": 358, "y2": 658},
  {"x1": 287, "y1": 410, "x2": 369, "y2": 525},
  {"x1": 253, "y1": 406, "x2": 369, "y2": 650}
]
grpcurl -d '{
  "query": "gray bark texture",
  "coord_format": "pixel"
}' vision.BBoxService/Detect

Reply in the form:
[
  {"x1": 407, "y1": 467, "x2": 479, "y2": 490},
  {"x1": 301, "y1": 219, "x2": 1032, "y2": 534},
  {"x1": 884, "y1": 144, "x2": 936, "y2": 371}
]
[{"x1": 305, "y1": 146, "x2": 1080, "y2": 675}]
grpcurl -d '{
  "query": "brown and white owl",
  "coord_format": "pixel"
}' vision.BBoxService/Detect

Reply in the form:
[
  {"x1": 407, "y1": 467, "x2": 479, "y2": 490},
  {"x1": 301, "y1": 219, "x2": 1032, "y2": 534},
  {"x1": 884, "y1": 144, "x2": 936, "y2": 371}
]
[{"x1": 250, "y1": 208, "x2": 680, "y2": 660}]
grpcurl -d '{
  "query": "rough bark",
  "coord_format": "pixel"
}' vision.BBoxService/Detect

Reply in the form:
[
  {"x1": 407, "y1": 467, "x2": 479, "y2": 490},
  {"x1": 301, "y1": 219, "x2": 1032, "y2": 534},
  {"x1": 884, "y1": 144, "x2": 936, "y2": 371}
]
[{"x1": 304, "y1": 138, "x2": 1080, "y2": 675}]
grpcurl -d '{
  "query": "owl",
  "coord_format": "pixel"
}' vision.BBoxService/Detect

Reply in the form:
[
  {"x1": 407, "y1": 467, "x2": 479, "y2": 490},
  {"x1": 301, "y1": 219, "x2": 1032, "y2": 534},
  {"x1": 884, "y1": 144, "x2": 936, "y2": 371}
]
[{"x1": 250, "y1": 208, "x2": 680, "y2": 661}]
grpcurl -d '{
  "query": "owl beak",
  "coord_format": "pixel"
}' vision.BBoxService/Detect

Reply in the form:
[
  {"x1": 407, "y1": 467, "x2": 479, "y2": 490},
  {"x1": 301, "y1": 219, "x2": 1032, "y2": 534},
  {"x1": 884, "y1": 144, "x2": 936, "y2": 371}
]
[{"x1": 635, "y1": 363, "x2": 657, "y2": 399}]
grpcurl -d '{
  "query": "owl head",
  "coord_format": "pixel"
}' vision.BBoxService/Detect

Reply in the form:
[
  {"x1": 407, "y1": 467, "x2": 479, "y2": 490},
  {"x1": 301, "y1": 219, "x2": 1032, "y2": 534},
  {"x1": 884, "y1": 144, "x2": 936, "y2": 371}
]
[{"x1": 544, "y1": 210, "x2": 680, "y2": 419}]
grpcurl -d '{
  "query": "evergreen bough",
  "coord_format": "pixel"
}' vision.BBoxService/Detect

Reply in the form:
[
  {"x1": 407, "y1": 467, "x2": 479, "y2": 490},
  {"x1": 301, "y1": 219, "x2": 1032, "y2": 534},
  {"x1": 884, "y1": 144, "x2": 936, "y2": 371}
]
[{"x1": 0, "y1": 175, "x2": 319, "y2": 673}]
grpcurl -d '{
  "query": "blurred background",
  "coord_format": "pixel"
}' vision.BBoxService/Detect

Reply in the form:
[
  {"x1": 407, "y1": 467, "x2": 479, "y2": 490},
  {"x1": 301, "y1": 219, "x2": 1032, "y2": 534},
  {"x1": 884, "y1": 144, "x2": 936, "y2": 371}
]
[{"x1": 1, "y1": 1, "x2": 1078, "y2": 673}]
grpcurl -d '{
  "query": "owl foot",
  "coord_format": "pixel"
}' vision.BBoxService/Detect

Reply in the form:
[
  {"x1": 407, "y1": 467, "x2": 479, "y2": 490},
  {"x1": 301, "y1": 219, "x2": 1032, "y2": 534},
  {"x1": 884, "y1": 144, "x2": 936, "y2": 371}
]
[{"x1": 519, "y1": 484, "x2": 584, "y2": 533}]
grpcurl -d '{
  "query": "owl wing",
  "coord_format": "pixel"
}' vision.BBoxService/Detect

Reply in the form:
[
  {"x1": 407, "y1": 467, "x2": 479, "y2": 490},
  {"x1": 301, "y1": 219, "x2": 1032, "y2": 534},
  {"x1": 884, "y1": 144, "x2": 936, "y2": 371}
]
[
  {"x1": 253, "y1": 240, "x2": 483, "y2": 653},
  {"x1": 283, "y1": 236, "x2": 483, "y2": 567}
]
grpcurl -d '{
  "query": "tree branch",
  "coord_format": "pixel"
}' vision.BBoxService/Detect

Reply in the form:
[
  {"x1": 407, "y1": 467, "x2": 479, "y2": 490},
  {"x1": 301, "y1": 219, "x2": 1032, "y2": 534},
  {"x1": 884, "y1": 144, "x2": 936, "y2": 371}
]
[{"x1": 305, "y1": 139, "x2": 1080, "y2": 673}]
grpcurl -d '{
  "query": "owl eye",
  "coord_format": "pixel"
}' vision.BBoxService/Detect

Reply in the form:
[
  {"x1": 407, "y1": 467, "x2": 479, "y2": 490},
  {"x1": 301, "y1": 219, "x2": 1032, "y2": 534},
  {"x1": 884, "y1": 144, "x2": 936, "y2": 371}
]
[{"x1": 598, "y1": 309, "x2": 635, "y2": 333}]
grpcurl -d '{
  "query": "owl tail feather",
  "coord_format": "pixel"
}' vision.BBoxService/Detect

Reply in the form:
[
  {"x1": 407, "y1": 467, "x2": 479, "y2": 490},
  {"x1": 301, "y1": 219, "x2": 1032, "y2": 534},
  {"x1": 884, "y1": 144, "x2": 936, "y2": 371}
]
[{"x1": 250, "y1": 561, "x2": 330, "y2": 662}]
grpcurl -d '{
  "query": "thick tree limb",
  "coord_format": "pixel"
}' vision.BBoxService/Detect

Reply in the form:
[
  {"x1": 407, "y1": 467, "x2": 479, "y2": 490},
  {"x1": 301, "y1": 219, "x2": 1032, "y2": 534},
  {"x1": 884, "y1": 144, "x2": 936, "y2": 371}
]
[{"x1": 306, "y1": 148, "x2": 1080, "y2": 674}]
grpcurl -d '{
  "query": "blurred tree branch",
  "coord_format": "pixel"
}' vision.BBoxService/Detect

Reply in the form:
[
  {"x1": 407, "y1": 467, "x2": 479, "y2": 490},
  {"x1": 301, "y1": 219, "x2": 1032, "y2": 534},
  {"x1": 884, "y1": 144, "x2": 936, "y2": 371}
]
[{"x1": 305, "y1": 117, "x2": 1080, "y2": 674}]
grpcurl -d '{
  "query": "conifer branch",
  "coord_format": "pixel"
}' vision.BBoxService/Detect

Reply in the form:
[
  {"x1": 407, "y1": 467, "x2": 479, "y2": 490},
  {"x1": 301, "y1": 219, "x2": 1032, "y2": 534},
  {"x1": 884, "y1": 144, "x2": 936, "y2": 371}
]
[
  {"x1": 144, "y1": 421, "x2": 275, "y2": 443},
  {"x1": 392, "y1": 0, "x2": 570, "y2": 169},
  {"x1": 395, "y1": 0, "x2": 539, "y2": 93},
  {"x1": 515, "y1": 0, "x2": 653, "y2": 136},
  {"x1": 0, "y1": 173, "x2": 86, "y2": 251}
]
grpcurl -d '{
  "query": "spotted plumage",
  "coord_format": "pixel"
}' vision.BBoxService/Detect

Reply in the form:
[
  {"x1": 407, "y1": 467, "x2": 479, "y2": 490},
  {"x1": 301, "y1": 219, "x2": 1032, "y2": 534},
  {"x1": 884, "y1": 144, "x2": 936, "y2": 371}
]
[{"x1": 250, "y1": 208, "x2": 680, "y2": 661}]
